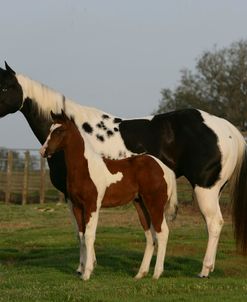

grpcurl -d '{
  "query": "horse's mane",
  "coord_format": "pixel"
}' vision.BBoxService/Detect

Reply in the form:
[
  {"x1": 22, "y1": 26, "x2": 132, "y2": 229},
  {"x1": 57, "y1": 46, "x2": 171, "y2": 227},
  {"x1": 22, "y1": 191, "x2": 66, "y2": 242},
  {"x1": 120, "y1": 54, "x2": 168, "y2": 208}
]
[{"x1": 16, "y1": 74, "x2": 111, "y2": 121}]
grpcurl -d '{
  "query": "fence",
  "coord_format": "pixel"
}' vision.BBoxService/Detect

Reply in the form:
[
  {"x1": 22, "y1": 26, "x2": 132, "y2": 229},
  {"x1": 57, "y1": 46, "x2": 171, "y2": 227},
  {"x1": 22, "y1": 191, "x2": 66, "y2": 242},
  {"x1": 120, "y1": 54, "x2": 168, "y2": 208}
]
[
  {"x1": 0, "y1": 148, "x2": 64, "y2": 204},
  {"x1": 0, "y1": 148, "x2": 231, "y2": 206}
]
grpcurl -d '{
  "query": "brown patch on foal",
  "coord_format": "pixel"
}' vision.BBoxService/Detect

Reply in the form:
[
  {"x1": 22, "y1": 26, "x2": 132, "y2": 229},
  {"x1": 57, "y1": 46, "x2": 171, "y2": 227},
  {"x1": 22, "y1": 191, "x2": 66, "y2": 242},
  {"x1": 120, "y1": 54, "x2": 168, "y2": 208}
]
[{"x1": 103, "y1": 155, "x2": 168, "y2": 233}]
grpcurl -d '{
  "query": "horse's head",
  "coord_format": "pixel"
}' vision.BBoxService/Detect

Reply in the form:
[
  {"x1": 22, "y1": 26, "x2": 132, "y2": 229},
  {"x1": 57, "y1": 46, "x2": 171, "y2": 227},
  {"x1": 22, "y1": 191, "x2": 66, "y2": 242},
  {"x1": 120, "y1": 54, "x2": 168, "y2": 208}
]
[
  {"x1": 40, "y1": 110, "x2": 76, "y2": 158},
  {"x1": 0, "y1": 62, "x2": 23, "y2": 117}
]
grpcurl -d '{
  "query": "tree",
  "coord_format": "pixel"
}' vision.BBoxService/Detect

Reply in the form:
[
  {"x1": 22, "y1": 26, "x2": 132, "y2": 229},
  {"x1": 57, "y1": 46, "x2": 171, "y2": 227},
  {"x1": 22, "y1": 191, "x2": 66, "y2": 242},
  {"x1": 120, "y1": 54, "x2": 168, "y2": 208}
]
[{"x1": 156, "y1": 40, "x2": 247, "y2": 129}]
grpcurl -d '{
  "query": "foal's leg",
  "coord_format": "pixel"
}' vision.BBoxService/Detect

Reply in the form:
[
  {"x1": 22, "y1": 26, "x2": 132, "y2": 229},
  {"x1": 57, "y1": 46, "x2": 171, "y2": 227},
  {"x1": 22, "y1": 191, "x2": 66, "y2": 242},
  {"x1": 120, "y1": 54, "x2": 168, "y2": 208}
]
[
  {"x1": 69, "y1": 201, "x2": 97, "y2": 274},
  {"x1": 135, "y1": 226, "x2": 156, "y2": 279},
  {"x1": 141, "y1": 193, "x2": 169, "y2": 280},
  {"x1": 83, "y1": 209, "x2": 100, "y2": 281},
  {"x1": 71, "y1": 205, "x2": 86, "y2": 274},
  {"x1": 194, "y1": 186, "x2": 224, "y2": 278},
  {"x1": 133, "y1": 198, "x2": 156, "y2": 279},
  {"x1": 153, "y1": 217, "x2": 169, "y2": 279}
]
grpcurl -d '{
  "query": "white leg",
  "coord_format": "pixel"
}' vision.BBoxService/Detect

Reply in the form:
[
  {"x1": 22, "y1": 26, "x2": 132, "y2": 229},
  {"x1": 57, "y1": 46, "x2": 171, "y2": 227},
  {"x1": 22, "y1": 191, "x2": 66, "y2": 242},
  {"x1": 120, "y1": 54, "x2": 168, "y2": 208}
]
[
  {"x1": 135, "y1": 226, "x2": 156, "y2": 279},
  {"x1": 67, "y1": 200, "x2": 97, "y2": 274},
  {"x1": 67, "y1": 199, "x2": 85, "y2": 273},
  {"x1": 153, "y1": 219, "x2": 169, "y2": 279},
  {"x1": 82, "y1": 210, "x2": 100, "y2": 281},
  {"x1": 76, "y1": 232, "x2": 86, "y2": 274},
  {"x1": 194, "y1": 186, "x2": 224, "y2": 278}
]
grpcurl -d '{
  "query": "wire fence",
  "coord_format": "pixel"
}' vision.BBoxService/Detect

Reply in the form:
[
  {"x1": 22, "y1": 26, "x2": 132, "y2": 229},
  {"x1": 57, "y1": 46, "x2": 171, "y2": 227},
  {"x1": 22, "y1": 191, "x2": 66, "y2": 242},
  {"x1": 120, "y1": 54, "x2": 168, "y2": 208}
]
[{"x1": 0, "y1": 148, "x2": 231, "y2": 206}]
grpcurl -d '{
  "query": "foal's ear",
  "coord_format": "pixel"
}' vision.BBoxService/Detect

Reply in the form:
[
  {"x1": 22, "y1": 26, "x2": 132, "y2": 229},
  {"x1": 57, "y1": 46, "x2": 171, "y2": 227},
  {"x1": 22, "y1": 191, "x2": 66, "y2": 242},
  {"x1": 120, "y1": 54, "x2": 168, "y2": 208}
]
[
  {"x1": 50, "y1": 110, "x2": 57, "y2": 120},
  {"x1": 4, "y1": 61, "x2": 15, "y2": 75},
  {"x1": 61, "y1": 110, "x2": 72, "y2": 123},
  {"x1": 61, "y1": 110, "x2": 69, "y2": 121}
]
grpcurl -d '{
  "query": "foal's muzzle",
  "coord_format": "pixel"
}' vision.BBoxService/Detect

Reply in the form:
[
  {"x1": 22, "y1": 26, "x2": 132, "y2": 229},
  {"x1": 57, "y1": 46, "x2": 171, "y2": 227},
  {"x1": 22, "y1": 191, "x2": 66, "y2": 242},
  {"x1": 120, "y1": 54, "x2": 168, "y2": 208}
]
[{"x1": 40, "y1": 147, "x2": 52, "y2": 158}]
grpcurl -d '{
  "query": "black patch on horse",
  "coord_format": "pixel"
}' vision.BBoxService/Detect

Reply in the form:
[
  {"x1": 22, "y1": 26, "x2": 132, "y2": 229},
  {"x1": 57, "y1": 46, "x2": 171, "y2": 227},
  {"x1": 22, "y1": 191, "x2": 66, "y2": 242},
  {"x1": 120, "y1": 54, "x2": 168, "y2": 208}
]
[
  {"x1": 97, "y1": 121, "x2": 107, "y2": 130},
  {"x1": 96, "y1": 134, "x2": 104, "y2": 142},
  {"x1": 114, "y1": 127, "x2": 119, "y2": 132},
  {"x1": 102, "y1": 114, "x2": 110, "y2": 119},
  {"x1": 119, "y1": 109, "x2": 222, "y2": 188},
  {"x1": 82, "y1": 122, "x2": 93, "y2": 134},
  {"x1": 107, "y1": 130, "x2": 114, "y2": 137},
  {"x1": 113, "y1": 118, "x2": 122, "y2": 123}
]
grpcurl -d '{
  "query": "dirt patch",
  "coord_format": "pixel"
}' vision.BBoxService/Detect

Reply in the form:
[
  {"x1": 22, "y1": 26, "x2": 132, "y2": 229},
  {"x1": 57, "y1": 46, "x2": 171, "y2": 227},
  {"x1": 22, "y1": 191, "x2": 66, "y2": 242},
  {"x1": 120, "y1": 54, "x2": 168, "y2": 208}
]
[
  {"x1": 0, "y1": 222, "x2": 31, "y2": 230},
  {"x1": 98, "y1": 204, "x2": 233, "y2": 229}
]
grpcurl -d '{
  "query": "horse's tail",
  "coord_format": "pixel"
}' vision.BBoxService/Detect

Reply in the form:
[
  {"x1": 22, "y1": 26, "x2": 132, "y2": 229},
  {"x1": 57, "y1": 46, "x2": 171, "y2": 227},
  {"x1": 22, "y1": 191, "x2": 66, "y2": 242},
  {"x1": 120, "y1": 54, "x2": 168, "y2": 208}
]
[{"x1": 229, "y1": 131, "x2": 247, "y2": 254}]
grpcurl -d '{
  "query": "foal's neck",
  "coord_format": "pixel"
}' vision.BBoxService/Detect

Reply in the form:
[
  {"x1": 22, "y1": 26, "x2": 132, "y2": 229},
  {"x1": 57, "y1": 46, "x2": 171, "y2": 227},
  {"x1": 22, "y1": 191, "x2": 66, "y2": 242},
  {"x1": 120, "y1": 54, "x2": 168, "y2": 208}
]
[{"x1": 63, "y1": 130, "x2": 88, "y2": 179}]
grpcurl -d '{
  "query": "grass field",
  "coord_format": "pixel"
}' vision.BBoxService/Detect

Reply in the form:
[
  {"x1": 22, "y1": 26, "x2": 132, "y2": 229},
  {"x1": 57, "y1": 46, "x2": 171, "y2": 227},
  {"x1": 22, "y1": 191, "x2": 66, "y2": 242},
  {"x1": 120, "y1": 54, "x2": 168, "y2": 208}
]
[{"x1": 0, "y1": 202, "x2": 247, "y2": 302}]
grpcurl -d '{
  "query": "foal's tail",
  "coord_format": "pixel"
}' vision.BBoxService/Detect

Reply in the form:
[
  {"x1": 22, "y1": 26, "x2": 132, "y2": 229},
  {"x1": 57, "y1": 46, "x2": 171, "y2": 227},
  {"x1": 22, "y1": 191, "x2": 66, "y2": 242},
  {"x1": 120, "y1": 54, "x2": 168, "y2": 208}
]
[
  {"x1": 165, "y1": 169, "x2": 178, "y2": 222},
  {"x1": 230, "y1": 132, "x2": 247, "y2": 254}
]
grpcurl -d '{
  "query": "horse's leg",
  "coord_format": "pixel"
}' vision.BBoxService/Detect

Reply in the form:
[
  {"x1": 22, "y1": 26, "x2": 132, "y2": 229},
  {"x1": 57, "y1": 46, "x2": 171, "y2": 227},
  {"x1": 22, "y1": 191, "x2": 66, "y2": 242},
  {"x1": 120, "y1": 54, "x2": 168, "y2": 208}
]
[
  {"x1": 133, "y1": 198, "x2": 156, "y2": 279},
  {"x1": 194, "y1": 186, "x2": 224, "y2": 278},
  {"x1": 83, "y1": 209, "x2": 100, "y2": 281},
  {"x1": 153, "y1": 217, "x2": 169, "y2": 279}
]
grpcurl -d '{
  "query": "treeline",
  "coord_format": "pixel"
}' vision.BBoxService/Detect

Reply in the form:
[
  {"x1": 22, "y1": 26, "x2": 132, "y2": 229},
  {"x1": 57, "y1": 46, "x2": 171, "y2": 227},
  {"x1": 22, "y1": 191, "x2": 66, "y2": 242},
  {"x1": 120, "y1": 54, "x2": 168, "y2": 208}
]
[{"x1": 156, "y1": 40, "x2": 247, "y2": 129}]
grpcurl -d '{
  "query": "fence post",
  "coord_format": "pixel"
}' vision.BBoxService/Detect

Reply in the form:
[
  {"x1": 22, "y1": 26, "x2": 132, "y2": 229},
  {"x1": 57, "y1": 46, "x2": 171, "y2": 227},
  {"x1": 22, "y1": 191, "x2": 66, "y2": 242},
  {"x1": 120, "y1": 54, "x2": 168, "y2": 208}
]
[
  {"x1": 22, "y1": 151, "x2": 30, "y2": 205},
  {"x1": 5, "y1": 150, "x2": 13, "y2": 204},
  {"x1": 40, "y1": 156, "x2": 46, "y2": 204}
]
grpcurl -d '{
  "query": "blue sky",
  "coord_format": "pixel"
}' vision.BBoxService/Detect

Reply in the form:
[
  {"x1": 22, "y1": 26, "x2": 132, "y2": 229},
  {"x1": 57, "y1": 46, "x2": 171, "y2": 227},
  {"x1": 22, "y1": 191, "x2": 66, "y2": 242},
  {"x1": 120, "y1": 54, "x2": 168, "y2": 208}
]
[{"x1": 1, "y1": 0, "x2": 247, "y2": 148}]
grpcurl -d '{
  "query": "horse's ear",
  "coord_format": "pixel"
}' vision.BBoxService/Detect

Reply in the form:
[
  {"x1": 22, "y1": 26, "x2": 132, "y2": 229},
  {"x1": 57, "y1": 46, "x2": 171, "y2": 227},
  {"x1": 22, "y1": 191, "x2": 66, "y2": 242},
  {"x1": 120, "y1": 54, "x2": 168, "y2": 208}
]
[{"x1": 5, "y1": 61, "x2": 15, "y2": 75}]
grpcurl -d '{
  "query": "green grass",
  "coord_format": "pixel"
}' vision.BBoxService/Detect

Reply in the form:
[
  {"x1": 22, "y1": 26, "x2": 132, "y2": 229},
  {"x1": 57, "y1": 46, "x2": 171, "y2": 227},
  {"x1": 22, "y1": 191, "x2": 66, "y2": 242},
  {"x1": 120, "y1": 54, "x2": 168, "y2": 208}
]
[{"x1": 0, "y1": 203, "x2": 247, "y2": 302}]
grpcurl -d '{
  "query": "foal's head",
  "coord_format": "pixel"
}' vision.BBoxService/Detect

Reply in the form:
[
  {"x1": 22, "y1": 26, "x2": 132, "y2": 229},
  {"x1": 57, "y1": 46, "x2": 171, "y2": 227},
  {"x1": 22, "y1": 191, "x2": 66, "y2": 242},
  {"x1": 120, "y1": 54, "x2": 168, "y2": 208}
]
[{"x1": 40, "y1": 110, "x2": 78, "y2": 158}]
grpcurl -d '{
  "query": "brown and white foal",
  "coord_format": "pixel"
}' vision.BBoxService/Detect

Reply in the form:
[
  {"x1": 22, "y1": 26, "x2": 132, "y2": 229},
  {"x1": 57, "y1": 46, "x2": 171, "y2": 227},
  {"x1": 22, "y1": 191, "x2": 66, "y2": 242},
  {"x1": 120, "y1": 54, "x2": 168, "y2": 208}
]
[{"x1": 40, "y1": 111, "x2": 177, "y2": 280}]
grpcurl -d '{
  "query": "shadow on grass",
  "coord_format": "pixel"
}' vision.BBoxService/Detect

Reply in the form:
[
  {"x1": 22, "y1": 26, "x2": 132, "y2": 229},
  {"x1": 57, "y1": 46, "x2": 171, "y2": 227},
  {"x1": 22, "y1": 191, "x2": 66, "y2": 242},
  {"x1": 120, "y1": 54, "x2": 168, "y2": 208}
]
[{"x1": 0, "y1": 245, "x2": 225, "y2": 278}]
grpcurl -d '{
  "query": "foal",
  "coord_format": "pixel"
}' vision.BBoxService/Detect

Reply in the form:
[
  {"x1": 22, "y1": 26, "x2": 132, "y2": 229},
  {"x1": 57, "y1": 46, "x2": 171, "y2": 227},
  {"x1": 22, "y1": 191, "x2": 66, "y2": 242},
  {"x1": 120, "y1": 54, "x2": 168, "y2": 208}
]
[{"x1": 40, "y1": 111, "x2": 177, "y2": 280}]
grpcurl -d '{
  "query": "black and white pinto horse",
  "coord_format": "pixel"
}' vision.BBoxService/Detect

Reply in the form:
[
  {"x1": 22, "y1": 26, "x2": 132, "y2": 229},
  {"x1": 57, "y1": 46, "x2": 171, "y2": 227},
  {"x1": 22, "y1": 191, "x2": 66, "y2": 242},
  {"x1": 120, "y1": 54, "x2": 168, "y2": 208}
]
[{"x1": 0, "y1": 62, "x2": 247, "y2": 278}]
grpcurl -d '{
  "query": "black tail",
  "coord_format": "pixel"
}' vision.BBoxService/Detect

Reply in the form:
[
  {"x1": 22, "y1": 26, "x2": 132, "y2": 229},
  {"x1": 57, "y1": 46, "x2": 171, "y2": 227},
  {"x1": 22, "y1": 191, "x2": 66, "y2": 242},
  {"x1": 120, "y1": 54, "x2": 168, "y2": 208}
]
[{"x1": 231, "y1": 147, "x2": 247, "y2": 254}]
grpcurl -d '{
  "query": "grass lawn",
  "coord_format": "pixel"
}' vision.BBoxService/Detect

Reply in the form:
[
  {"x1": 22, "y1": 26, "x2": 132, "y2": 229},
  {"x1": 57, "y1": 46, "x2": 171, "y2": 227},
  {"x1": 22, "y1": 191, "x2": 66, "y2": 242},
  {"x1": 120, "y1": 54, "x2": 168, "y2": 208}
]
[{"x1": 0, "y1": 202, "x2": 246, "y2": 302}]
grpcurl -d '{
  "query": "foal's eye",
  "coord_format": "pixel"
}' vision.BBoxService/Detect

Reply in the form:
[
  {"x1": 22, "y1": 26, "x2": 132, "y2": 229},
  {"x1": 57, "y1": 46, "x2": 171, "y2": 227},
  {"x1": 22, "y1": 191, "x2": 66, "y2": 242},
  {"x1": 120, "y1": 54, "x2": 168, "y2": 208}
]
[{"x1": 55, "y1": 129, "x2": 64, "y2": 134}]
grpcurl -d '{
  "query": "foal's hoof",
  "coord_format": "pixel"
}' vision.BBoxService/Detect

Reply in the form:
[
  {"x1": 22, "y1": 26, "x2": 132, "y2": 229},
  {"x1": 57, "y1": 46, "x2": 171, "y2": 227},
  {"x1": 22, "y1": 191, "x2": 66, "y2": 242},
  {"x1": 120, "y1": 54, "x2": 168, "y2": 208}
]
[
  {"x1": 134, "y1": 271, "x2": 148, "y2": 280},
  {"x1": 152, "y1": 271, "x2": 163, "y2": 280},
  {"x1": 82, "y1": 271, "x2": 92, "y2": 281},
  {"x1": 197, "y1": 274, "x2": 209, "y2": 279},
  {"x1": 76, "y1": 266, "x2": 83, "y2": 275}
]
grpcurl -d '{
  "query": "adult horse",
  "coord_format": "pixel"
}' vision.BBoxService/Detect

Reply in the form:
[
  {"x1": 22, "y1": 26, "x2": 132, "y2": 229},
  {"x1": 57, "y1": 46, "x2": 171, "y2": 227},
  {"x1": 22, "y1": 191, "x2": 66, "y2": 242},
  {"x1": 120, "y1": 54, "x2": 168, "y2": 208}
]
[{"x1": 0, "y1": 62, "x2": 246, "y2": 278}]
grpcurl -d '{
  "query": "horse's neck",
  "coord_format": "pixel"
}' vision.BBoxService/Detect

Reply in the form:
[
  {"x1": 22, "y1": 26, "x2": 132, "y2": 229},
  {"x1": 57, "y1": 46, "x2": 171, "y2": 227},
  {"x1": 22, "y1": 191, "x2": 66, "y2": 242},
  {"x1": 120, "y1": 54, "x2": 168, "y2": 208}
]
[
  {"x1": 17, "y1": 74, "x2": 110, "y2": 146},
  {"x1": 20, "y1": 97, "x2": 51, "y2": 144},
  {"x1": 17, "y1": 74, "x2": 65, "y2": 117}
]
